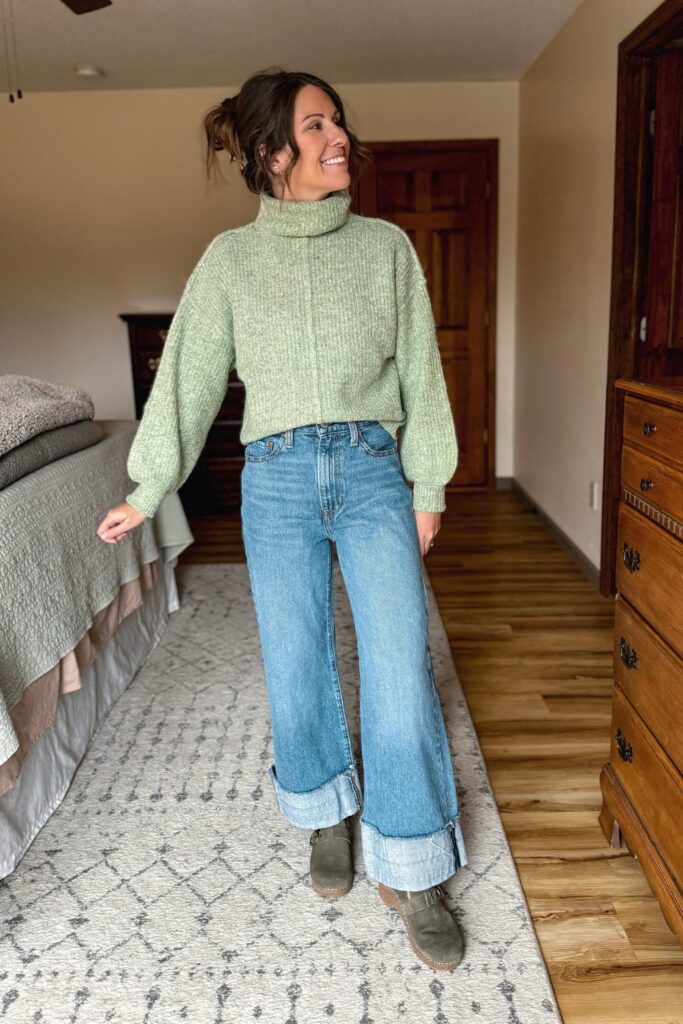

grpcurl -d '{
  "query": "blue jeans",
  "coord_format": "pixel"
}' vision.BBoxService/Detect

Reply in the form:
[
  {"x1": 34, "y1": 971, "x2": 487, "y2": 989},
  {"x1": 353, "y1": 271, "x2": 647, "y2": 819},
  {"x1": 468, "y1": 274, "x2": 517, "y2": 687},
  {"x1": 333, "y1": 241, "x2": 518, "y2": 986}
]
[{"x1": 240, "y1": 420, "x2": 468, "y2": 890}]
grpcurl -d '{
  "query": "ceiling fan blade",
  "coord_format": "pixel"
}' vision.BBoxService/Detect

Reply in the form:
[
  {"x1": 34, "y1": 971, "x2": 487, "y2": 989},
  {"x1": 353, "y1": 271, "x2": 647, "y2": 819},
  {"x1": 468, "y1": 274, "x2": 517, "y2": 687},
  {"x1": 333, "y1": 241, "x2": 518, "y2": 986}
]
[{"x1": 58, "y1": 0, "x2": 112, "y2": 13}]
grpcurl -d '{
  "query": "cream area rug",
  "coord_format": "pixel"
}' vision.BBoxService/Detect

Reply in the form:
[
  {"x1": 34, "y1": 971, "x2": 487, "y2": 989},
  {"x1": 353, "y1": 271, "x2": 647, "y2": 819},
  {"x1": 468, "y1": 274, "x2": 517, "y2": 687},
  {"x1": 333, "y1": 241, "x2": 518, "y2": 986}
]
[{"x1": 0, "y1": 561, "x2": 564, "y2": 1023}]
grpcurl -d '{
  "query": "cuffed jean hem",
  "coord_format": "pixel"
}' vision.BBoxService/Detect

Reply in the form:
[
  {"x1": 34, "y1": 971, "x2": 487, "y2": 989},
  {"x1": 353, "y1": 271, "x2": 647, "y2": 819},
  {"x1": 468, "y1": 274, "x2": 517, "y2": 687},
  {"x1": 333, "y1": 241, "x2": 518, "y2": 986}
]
[
  {"x1": 268, "y1": 761, "x2": 362, "y2": 829},
  {"x1": 360, "y1": 815, "x2": 469, "y2": 890}
]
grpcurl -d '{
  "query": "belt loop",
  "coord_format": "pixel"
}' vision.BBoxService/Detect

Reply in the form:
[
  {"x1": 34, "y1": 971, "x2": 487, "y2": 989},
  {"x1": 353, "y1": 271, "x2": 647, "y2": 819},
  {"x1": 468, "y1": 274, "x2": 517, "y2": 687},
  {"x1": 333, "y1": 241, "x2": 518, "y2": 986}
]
[
  {"x1": 349, "y1": 421, "x2": 359, "y2": 446},
  {"x1": 285, "y1": 428, "x2": 293, "y2": 448}
]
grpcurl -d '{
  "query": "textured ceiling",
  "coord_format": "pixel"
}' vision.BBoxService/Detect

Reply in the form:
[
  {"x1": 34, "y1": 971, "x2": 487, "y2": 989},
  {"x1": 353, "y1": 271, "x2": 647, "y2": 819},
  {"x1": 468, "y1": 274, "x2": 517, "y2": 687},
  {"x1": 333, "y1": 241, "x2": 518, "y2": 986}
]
[{"x1": 1, "y1": 0, "x2": 585, "y2": 93}]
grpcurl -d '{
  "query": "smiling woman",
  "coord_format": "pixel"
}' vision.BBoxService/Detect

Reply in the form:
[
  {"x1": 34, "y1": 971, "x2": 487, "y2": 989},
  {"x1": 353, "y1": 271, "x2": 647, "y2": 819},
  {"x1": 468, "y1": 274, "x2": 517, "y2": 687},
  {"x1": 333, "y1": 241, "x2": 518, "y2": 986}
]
[
  {"x1": 203, "y1": 68, "x2": 373, "y2": 202},
  {"x1": 101, "y1": 66, "x2": 465, "y2": 973}
]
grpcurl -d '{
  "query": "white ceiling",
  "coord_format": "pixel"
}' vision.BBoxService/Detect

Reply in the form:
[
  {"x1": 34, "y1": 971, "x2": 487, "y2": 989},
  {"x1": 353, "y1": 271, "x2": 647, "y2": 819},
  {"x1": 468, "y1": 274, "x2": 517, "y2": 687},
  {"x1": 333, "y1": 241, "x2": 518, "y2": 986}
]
[{"x1": 3, "y1": 0, "x2": 585, "y2": 93}]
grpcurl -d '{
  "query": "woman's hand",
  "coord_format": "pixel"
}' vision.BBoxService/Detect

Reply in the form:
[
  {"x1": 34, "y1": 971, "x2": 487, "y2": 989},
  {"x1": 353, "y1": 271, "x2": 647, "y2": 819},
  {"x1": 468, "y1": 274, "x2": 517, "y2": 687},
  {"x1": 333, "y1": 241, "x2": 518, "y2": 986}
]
[
  {"x1": 96, "y1": 501, "x2": 147, "y2": 544},
  {"x1": 415, "y1": 510, "x2": 441, "y2": 558}
]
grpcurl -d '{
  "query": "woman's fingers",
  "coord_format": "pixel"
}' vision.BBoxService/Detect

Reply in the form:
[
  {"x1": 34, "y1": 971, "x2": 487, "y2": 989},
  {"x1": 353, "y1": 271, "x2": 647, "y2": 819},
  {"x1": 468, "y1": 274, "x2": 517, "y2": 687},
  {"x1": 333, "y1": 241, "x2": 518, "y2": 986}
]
[
  {"x1": 414, "y1": 510, "x2": 441, "y2": 557},
  {"x1": 102, "y1": 525, "x2": 128, "y2": 541},
  {"x1": 96, "y1": 503, "x2": 144, "y2": 543},
  {"x1": 97, "y1": 513, "x2": 123, "y2": 540},
  {"x1": 99, "y1": 527, "x2": 126, "y2": 542}
]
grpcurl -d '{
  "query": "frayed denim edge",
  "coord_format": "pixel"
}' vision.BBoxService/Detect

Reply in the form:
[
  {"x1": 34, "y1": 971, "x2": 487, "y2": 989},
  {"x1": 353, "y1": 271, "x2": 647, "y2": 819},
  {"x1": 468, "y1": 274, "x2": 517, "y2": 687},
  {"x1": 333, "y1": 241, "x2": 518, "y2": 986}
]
[{"x1": 360, "y1": 815, "x2": 469, "y2": 890}]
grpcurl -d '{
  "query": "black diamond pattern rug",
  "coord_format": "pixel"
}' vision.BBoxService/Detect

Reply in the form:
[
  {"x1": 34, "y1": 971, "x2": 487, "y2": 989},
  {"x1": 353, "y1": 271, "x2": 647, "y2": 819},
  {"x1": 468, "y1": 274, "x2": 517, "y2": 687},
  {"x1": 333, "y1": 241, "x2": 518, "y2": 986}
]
[{"x1": 0, "y1": 562, "x2": 563, "y2": 1023}]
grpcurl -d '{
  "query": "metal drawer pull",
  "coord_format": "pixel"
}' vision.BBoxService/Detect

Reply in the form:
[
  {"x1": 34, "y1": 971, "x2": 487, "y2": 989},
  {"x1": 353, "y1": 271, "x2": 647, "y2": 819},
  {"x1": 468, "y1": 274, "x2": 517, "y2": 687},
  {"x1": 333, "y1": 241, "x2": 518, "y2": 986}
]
[
  {"x1": 618, "y1": 636, "x2": 638, "y2": 670},
  {"x1": 622, "y1": 542, "x2": 641, "y2": 573},
  {"x1": 642, "y1": 421, "x2": 657, "y2": 435},
  {"x1": 615, "y1": 728, "x2": 633, "y2": 762},
  {"x1": 147, "y1": 356, "x2": 161, "y2": 371},
  {"x1": 639, "y1": 478, "x2": 654, "y2": 491}
]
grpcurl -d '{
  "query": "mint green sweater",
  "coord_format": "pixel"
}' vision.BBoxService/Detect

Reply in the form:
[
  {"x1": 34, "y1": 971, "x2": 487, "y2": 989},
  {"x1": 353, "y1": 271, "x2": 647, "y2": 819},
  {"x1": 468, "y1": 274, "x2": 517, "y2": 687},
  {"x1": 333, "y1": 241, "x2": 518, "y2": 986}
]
[{"x1": 125, "y1": 187, "x2": 458, "y2": 517}]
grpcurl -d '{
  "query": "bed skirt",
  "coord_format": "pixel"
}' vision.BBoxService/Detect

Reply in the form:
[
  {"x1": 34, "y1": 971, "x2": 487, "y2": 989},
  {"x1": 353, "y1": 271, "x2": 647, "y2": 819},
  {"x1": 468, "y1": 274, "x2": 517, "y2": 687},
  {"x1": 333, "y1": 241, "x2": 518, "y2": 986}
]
[{"x1": 0, "y1": 557, "x2": 179, "y2": 879}]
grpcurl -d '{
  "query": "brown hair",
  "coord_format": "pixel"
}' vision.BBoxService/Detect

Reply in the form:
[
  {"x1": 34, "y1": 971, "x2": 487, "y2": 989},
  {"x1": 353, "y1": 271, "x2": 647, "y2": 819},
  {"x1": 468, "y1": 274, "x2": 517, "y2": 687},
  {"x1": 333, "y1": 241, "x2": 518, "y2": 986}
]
[{"x1": 203, "y1": 67, "x2": 373, "y2": 202}]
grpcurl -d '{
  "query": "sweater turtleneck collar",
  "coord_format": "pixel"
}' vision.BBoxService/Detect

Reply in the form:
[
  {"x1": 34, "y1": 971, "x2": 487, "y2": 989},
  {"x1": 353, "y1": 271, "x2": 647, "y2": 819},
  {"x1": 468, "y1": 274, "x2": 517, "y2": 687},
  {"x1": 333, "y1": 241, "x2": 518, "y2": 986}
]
[{"x1": 253, "y1": 187, "x2": 351, "y2": 237}]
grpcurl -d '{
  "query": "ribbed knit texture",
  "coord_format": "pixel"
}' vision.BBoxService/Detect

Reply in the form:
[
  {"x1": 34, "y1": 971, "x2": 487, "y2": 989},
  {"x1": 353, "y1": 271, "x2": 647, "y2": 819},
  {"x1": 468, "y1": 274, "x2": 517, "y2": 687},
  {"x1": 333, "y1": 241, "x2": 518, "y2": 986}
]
[{"x1": 125, "y1": 187, "x2": 458, "y2": 517}]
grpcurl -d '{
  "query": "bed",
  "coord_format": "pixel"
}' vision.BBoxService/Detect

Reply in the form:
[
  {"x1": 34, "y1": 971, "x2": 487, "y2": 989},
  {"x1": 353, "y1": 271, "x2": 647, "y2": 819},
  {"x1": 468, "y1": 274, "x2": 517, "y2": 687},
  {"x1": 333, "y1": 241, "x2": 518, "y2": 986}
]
[{"x1": 0, "y1": 419, "x2": 194, "y2": 878}]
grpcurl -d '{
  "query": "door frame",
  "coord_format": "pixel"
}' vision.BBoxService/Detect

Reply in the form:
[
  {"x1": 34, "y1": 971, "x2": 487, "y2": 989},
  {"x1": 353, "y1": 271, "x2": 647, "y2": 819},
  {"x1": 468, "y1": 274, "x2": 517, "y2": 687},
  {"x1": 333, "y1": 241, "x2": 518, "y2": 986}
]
[
  {"x1": 352, "y1": 139, "x2": 498, "y2": 494},
  {"x1": 601, "y1": 0, "x2": 683, "y2": 595}
]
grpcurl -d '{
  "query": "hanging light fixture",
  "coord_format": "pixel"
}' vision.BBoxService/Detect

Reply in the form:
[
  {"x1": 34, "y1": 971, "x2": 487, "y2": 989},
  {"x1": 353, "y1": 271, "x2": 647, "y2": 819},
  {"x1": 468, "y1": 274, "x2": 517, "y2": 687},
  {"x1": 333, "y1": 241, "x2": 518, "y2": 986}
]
[
  {"x1": 1, "y1": 0, "x2": 22, "y2": 103},
  {"x1": 1, "y1": 0, "x2": 111, "y2": 103}
]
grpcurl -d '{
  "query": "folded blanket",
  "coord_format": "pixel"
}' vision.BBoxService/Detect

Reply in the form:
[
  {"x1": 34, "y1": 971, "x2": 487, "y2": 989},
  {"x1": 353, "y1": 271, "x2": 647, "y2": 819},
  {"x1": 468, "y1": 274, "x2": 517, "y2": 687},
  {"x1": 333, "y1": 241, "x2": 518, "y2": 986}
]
[
  {"x1": 0, "y1": 419, "x2": 103, "y2": 490},
  {"x1": 0, "y1": 375, "x2": 95, "y2": 457}
]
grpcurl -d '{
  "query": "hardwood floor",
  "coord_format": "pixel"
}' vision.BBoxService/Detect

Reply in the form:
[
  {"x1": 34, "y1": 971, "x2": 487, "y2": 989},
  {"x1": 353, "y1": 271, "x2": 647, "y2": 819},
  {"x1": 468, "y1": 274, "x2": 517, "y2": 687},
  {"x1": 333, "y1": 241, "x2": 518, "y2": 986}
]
[{"x1": 183, "y1": 487, "x2": 683, "y2": 1023}]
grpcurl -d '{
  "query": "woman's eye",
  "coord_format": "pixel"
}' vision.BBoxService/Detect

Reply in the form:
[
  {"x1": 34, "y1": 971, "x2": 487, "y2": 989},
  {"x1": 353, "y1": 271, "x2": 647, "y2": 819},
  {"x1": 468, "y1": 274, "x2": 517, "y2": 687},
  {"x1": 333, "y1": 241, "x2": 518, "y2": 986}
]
[{"x1": 310, "y1": 120, "x2": 342, "y2": 130}]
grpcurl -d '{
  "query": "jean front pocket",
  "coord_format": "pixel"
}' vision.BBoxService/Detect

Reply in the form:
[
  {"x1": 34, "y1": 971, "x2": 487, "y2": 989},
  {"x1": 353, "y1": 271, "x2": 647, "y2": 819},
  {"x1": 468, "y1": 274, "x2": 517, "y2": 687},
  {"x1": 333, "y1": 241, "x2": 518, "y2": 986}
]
[
  {"x1": 244, "y1": 431, "x2": 286, "y2": 462},
  {"x1": 356, "y1": 421, "x2": 398, "y2": 457}
]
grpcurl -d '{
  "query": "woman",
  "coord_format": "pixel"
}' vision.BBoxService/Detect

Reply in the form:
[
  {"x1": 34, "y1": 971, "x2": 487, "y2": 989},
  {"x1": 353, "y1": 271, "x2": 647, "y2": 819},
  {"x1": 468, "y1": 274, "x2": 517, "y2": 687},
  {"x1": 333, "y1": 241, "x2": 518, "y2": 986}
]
[{"x1": 96, "y1": 68, "x2": 468, "y2": 972}]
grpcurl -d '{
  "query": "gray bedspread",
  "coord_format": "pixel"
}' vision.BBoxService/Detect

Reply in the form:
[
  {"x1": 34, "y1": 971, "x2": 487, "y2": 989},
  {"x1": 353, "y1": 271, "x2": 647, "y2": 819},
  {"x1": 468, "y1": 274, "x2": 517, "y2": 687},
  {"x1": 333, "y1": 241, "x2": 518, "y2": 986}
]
[{"x1": 0, "y1": 419, "x2": 194, "y2": 764}]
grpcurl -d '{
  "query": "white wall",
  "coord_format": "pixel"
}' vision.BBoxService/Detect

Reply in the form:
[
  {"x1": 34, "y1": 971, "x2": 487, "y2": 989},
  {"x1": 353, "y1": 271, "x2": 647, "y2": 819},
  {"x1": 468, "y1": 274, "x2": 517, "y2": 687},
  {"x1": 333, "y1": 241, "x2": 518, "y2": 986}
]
[
  {"x1": 516, "y1": 0, "x2": 662, "y2": 570},
  {"x1": 0, "y1": 81, "x2": 519, "y2": 477},
  {"x1": 2, "y1": 1, "x2": 671, "y2": 573}
]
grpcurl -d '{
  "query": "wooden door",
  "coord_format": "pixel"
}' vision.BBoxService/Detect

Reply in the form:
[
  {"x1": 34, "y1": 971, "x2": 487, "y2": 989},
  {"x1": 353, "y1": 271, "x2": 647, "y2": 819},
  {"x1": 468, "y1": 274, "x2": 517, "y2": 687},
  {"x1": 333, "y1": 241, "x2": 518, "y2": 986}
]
[
  {"x1": 640, "y1": 48, "x2": 683, "y2": 375},
  {"x1": 352, "y1": 140, "x2": 497, "y2": 490},
  {"x1": 601, "y1": 2, "x2": 683, "y2": 596}
]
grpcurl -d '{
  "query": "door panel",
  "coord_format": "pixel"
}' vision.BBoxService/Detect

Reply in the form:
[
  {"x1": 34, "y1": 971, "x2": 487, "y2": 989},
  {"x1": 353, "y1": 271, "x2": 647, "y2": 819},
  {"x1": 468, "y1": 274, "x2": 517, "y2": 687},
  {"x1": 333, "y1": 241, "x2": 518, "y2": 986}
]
[
  {"x1": 353, "y1": 142, "x2": 496, "y2": 489},
  {"x1": 641, "y1": 47, "x2": 683, "y2": 376}
]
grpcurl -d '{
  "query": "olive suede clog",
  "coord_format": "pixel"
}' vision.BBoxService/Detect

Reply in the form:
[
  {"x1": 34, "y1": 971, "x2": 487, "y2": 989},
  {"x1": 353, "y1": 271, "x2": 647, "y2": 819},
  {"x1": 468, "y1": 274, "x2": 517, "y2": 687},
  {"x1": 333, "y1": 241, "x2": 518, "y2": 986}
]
[
  {"x1": 309, "y1": 817, "x2": 354, "y2": 897},
  {"x1": 378, "y1": 882, "x2": 465, "y2": 970}
]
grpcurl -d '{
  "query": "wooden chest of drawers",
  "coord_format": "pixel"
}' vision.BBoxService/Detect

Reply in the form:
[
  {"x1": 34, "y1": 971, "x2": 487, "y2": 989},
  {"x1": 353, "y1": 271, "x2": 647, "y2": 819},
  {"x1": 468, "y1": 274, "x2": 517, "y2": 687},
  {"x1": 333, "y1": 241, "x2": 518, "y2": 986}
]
[
  {"x1": 599, "y1": 378, "x2": 683, "y2": 945},
  {"x1": 121, "y1": 312, "x2": 245, "y2": 514}
]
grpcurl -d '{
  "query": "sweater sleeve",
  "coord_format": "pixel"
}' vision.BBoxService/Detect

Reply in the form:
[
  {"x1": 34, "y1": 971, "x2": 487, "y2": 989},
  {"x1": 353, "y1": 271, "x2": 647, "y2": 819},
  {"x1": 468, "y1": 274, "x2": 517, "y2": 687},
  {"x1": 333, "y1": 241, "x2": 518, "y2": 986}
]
[
  {"x1": 393, "y1": 230, "x2": 458, "y2": 513},
  {"x1": 125, "y1": 236, "x2": 235, "y2": 519}
]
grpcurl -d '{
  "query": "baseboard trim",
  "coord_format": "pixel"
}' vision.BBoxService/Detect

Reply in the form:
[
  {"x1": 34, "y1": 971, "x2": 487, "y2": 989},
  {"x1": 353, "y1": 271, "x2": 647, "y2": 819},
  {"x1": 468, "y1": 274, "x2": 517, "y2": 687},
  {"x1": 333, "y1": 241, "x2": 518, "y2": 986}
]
[{"x1": 506, "y1": 478, "x2": 600, "y2": 591}]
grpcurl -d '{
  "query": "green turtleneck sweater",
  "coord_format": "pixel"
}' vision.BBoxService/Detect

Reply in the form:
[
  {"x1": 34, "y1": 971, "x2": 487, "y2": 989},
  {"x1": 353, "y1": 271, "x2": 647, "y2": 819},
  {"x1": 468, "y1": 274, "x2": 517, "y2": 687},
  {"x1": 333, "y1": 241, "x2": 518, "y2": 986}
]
[{"x1": 125, "y1": 187, "x2": 458, "y2": 517}]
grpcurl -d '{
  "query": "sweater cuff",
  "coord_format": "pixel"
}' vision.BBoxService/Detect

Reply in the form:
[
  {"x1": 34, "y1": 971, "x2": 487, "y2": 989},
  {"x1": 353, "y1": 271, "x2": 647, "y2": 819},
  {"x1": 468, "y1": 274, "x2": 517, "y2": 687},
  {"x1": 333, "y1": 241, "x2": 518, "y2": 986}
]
[
  {"x1": 125, "y1": 484, "x2": 164, "y2": 519},
  {"x1": 411, "y1": 483, "x2": 446, "y2": 513}
]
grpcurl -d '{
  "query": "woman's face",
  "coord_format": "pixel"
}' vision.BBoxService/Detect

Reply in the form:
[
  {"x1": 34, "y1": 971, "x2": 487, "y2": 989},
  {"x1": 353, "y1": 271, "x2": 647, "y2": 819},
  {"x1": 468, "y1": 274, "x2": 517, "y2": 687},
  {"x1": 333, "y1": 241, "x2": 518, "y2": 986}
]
[{"x1": 267, "y1": 84, "x2": 351, "y2": 200}]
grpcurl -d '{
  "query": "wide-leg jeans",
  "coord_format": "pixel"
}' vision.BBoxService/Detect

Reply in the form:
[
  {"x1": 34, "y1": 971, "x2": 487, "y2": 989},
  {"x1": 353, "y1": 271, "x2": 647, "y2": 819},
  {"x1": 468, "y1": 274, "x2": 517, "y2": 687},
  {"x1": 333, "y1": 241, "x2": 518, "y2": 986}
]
[{"x1": 240, "y1": 420, "x2": 468, "y2": 890}]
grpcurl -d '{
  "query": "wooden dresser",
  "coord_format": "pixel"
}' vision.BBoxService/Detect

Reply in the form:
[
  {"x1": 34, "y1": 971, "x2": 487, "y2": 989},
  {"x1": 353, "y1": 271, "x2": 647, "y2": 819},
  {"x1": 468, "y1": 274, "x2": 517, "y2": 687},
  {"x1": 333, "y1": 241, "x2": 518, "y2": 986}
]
[
  {"x1": 599, "y1": 377, "x2": 683, "y2": 945},
  {"x1": 120, "y1": 312, "x2": 245, "y2": 514}
]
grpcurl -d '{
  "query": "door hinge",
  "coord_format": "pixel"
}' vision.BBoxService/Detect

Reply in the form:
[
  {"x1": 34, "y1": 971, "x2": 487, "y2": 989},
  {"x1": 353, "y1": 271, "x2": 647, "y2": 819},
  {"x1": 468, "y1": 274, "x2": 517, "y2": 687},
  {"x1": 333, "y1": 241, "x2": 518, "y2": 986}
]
[
  {"x1": 640, "y1": 315, "x2": 647, "y2": 342},
  {"x1": 483, "y1": 428, "x2": 489, "y2": 445},
  {"x1": 484, "y1": 308, "x2": 490, "y2": 328},
  {"x1": 649, "y1": 108, "x2": 655, "y2": 136},
  {"x1": 485, "y1": 181, "x2": 491, "y2": 200}
]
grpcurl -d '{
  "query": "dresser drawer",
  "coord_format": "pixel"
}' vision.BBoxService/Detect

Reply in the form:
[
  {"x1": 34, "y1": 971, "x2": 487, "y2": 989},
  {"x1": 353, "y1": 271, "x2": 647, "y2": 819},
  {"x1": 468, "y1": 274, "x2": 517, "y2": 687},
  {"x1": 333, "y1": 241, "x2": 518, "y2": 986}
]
[
  {"x1": 611, "y1": 684, "x2": 683, "y2": 881},
  {"x1": 616, "y1": 501, "x2": 683, "y2": 660},
  {"x1": 614, "y1": 595, "x2": 683, "y2": 774},
  {"x1": 624, "y1": 394, "x2": 683, "y2": 469},
  {"x1": 621, "y1": 442, "x2": 683, "y2": 521}
]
